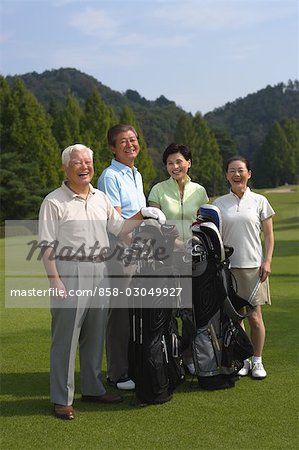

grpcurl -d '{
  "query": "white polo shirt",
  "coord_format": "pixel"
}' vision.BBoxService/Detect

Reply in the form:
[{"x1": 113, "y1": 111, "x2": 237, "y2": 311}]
[
  {"x1": 213, "y1": 188, "x2": 274, "y2": 268},
  {"x1": 39, "y1": 182, "x2": 124, "y2": 256}
]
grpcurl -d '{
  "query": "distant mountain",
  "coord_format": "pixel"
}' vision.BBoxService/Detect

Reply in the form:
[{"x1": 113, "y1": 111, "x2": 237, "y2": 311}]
[
  {"x1": 204, "y1": 80, "x2": 299, "y2": 159},
  {"x1": 5, "y1": 68, "x2": 299, "y2": 161}
]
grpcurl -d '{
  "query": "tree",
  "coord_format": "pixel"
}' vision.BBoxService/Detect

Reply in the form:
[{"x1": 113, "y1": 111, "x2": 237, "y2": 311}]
[
  {"x1": 52, "y1": 92, "x2": 83, "y2": 150},
  {"x1": 254, "y1": 118, "x2": 299, "y2": 187},
  {"x1": 0, "y1": 77, "x2": 11, "y2": 148},
  {"x1": 254, "y1": 122, "x2": 290, "y2": 187},
  {"x1": 191, "y1": 113, "x2": 223, "y2": 195},
  {"x1": 81, "y1": 88, "x2": 118, "y2": 178},
  {"x1": 120, "y1": 105, "x2": 156, "y2": 194},
  {"x1": 174, "y1": 113, "x2": 223, "y2": 195},
  {"x1": 211, "y1": 127, "x2": 237, "y2": 171},
  {"x1": 174, "y1": 114, "x2": 198, "y2": 150},
  {"x1": 0, "y1": 78, "x2": 61, "y2": 221},
  {"x1": 279, "y1": 118, "x2": 299, "y2": 184}
]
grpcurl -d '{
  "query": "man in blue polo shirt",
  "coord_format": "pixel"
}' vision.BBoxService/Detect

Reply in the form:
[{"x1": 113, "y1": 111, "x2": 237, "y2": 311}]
[{"x1": 98, "y1": 124, "x2": 146, "y2": 390}]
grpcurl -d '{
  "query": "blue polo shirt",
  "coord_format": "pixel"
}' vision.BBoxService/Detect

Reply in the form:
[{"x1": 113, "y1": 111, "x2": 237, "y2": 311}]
[{"x1": 98, "y1": 159, "x2": 146, "y2": 219}]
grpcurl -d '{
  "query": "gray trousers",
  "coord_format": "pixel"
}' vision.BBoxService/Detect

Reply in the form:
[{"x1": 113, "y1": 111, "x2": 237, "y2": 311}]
[{"x1": 50, "y1": 261, "x2": 109, "y2": 405}]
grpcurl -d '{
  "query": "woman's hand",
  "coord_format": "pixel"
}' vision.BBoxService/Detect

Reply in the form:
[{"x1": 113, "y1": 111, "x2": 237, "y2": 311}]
[{"x1": 260, "y1": 260, "x2": 271, "y2": 283}]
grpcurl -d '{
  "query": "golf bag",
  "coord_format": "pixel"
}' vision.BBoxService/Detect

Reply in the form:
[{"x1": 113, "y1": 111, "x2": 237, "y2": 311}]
[
  {"x1": 127, "y1": 219, "x2": 185, "y2": 404},
  {"x1": 190, "y1": 205, "x2": 254, "y2": 390}
]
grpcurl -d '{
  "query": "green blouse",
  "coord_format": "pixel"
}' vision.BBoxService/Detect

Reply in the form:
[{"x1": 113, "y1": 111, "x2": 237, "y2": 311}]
[{"x1": 148, "y1": 176, "x2": 209, "y2": 241}]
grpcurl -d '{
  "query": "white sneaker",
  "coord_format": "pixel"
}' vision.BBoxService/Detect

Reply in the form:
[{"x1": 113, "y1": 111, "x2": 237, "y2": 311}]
[
  {"x1": 237, "y1": 359, "x2": 252, "y2": 376},
  {"x1": 251, "y1": 362, "x2": 267, "y2": 379},
  {"x1": 116, "y1": 379, "x2": 135, "y2": 390},
  {"x1": 186, "y1": 362, "x2": 196, "y2": 375}
]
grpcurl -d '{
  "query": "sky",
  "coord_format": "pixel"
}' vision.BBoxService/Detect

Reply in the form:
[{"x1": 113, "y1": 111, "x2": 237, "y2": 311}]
[{"x1": 0, "y1": 0, "x2": 298, "y2": 114}]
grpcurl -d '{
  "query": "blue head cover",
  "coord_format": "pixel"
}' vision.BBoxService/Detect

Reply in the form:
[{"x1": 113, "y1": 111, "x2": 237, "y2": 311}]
[{"x1": 197, "y1": 204, "x2": 222, "y2": 235}]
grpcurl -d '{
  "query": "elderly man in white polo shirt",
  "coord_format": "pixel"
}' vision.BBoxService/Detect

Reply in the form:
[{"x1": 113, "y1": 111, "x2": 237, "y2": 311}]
[{"x1": 39, "y1": 143, "x2": 165, "y2": 420}]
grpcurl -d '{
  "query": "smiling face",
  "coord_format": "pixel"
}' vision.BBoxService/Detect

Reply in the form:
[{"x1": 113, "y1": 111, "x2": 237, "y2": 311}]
[
  {"x1": 166, "y1": 151, "x2": 191, "y2": 182},
  {"x1": 63, "y1": 149, "x2": 94, "y2": 193},
  {"x1": 111, "y1": 130, "x2": 140, "y2": 168},
  {"x1": 226, "y1": 159, "x2": 251, "y2": 195}
]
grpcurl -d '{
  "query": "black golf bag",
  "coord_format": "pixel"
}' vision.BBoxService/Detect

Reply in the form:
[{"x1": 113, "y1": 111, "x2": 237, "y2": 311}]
[
  {"x1": 127, "y1": 219, "x2": 185, "y2": 404},
  {"x1": 189, "y1": 205, "x2": 254, "y2": 390}
]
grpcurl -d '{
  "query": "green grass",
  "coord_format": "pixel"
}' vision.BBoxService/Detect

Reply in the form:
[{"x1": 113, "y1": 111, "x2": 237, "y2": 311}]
[{"x1": 1, "y1": 185, "x2": 299, "y2": 449}]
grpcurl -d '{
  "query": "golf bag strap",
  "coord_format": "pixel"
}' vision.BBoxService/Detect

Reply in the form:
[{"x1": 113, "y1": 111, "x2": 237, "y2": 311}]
[
  {"x1": 223, "y1": 296, "x2": 248, "y2": 321},
  {"x1": 221, "y1": 266, "x2": 254, "y2": 321}
]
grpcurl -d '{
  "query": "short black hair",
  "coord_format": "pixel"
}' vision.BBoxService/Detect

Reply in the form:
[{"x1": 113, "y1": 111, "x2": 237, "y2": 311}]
[
  {"x1": 162, "y1": 143, "x2": 192, "y2": 165},
  {"x1": 107, "y1": 124, "x2": 138, "y2": 146},
  {"x1": 225, "y1": 155, "x2": 251, "y2": 172}
]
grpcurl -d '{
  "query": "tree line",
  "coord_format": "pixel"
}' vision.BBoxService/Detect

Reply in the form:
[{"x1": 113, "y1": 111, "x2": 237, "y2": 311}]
[
  {"x1": 1, "y1": 76, "x2": 299, "y2": 223},
  {"x1": 7, "y1": 69, "x2": 299, "y2": 164}
]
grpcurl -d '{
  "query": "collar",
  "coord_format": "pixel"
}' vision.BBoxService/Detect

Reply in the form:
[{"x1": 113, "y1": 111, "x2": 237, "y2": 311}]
[
  {"x1": 168, "y1": 174, "x2": 191, "y2": 186},
  {"x1": 230, "y1": 186, "x2": 251, "y2": 200},
  {"x1": 62, "y1": 181, "x2": 95, "y2": 198},
  {"x1": 111, "y1": 159, "x2": 138, "y2": 175}
]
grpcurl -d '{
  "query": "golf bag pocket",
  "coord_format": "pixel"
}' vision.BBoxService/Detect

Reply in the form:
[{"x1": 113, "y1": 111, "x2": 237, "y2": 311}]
[
  {"x1": 193, "y1": 327, "x2": 220, "y2": 377},
  {"x1": 221, "y1": 319, "x2": 254, "y2": 370},
  {"x1": 148, "y1": 334, "x2": 169, "y2": 395},
  {"x1": 166, "y1": 316, "x2": 185, "y2": 390}
]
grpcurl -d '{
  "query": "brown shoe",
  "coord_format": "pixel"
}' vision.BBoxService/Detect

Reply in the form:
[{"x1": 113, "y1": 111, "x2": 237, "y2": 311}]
[
  {"x1": 54, "y1": 404, "x2": 75, "y2": 420},
  {"x1": 81, "y1": 393, "x2": 123, "y2": 404}
]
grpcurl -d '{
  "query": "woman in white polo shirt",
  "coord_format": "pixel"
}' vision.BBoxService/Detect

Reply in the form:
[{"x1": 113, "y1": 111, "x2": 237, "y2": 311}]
[
  {"x1": 148, "y1": 143, "x2": 209, "y2": 375},
  {"x1": 213, "y1": 156, "x2": 275, "y2": 380}
]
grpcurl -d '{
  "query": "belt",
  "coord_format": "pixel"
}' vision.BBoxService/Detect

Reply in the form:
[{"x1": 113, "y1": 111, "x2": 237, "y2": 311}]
[{"x1": 57, "y1": 255, "x2": 104, "y2": 263}]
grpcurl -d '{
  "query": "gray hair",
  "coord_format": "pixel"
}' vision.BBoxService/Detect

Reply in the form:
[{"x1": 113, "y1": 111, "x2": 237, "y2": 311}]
[
  {"x1": 107, "y1": 124, "x2": 138, "y2": 146},
  {"x1": 61, "y1": 144, "x2": 93, "y2": 166}
]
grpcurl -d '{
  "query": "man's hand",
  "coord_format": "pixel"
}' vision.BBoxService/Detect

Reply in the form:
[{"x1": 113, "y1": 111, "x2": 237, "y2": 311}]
[
  {"x1": 49, "y1": 277, "x2": 68, "y2": 300},
  {"x1": 141, "y1": 207, "x2": 166, "y2": 225},
  {"x1": 41, "y1": 247, "x2": 67, "y2": 300}
]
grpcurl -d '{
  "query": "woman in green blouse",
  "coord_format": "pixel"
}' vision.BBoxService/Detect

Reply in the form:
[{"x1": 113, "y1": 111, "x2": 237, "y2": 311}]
[{"x1": 148, "y1": 143, "x2": 209, "y2": 374}]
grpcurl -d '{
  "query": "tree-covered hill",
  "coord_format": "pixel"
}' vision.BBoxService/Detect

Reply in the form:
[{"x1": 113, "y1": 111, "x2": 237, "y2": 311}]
[
  {"x1": 205, "y1": 80, "x2": 299, "y2": 160},
  {"x1": 5, "y1": 68, "x2": 187, "y2": 155},
  {"x1": 5, "y1": 68, "x2": 299, "y2": 165}
]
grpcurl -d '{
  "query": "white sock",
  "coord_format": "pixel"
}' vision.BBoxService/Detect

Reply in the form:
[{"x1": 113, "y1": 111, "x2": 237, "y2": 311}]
[{"x1": 253, "y1": 356, "x2": 262, "y2": 364}]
